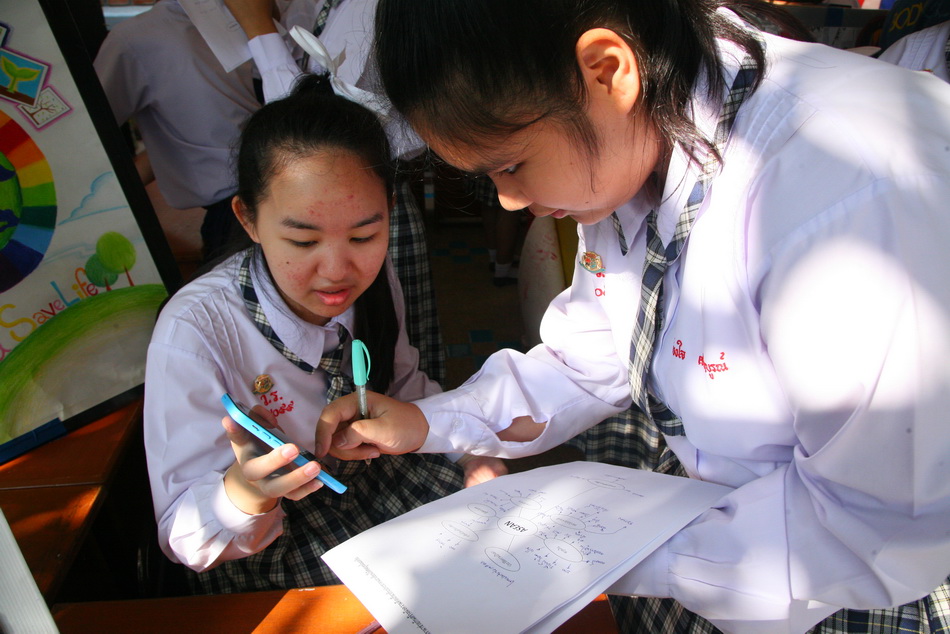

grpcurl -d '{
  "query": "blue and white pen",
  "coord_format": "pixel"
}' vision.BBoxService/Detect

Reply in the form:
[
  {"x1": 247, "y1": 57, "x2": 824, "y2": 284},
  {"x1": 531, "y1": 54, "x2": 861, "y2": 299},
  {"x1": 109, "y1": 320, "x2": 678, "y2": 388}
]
[{"x1": 352, "y1": 339, "x2": 373, "y2": 464}]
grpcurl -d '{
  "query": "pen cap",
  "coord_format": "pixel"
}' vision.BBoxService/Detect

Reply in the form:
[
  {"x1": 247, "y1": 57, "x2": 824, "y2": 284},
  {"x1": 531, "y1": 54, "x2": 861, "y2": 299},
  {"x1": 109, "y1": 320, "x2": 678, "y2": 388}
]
[{"x1": 352, "y1": 339, "x2": 371, "y2": 386}]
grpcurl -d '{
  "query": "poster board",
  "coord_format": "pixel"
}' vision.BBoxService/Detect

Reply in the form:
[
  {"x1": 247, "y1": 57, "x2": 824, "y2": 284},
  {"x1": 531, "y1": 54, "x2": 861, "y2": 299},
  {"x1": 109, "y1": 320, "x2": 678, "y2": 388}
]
[{"x1": 0, "y1": 0, "x2": 181, "y2": 462}]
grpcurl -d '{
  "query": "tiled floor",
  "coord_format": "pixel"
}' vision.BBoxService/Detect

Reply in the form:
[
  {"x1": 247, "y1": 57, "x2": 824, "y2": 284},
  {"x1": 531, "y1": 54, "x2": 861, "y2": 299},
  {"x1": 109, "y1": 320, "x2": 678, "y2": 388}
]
[{"x1": 427, "y1": 219, "x2": 527, "y2": 390}]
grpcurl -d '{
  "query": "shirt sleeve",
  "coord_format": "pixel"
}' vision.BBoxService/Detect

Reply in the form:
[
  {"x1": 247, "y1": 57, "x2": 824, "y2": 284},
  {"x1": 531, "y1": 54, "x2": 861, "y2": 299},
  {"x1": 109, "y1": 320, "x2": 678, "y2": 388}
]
[
  {"x1": 144, "y1": 324, "x2": 285, "y2": 572},
  {"x1": 247, "y1": 32, "x2": 302, "y2": 103},
  {"x1": 92, "y1": 25, "x2": 145, "y2": 126},
  {"x1": 416, "y1": 229, "x2": 629, "y2": 458},
  {"x1": 613, "y1": 174, "x2": 950, "y2": 632}
]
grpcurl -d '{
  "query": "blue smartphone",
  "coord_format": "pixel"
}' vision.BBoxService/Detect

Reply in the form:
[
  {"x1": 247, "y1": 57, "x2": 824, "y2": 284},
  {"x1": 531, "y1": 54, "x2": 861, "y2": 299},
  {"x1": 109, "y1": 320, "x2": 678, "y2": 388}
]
[{"x1": 221, "y1": 393, "x2": 347, "y2": 494}]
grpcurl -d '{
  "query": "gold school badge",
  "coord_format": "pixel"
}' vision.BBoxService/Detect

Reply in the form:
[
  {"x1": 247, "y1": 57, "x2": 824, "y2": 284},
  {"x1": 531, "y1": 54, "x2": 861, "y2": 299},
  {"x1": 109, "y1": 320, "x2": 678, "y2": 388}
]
[
  {"x1": 580, "y1": 251, "x2": 605, "y2": 273},
  {"x1": 252, "y1": 374, "x2": 274, "y2": 395}
]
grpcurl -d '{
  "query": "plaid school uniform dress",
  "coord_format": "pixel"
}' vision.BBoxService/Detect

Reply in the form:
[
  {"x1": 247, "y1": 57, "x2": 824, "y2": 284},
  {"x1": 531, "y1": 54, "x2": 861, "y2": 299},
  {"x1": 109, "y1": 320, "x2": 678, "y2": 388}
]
[
  {"x1": 189, "y1": 252, "x2": 464, "y2": 593},
  {"x1": 390, "y1": 178, "x2": 446, "y2": 386}
]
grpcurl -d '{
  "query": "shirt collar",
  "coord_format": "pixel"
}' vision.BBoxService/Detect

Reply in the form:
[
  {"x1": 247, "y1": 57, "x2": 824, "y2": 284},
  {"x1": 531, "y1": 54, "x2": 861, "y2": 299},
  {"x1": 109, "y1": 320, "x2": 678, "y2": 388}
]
[{"x1": 249, "y1": 252, "x2": 356, "y2": 368}]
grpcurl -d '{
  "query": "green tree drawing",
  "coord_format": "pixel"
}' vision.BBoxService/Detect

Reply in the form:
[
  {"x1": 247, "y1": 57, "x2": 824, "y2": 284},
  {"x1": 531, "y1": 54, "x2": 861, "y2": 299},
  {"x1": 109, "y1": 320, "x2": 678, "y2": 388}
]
[
  {"x1": 85, "y1": 253, "x2": 118, "y2": 291},
  {"x1": 97, "y1": 231, "x2": 137, "y2": 287},
  {"x1": 1, "y1": 57, "x2": 40, "y2": 94}
]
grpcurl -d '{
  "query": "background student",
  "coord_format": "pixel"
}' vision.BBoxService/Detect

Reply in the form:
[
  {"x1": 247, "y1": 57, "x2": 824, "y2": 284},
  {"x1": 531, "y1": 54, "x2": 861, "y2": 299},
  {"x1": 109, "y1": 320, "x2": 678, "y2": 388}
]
[
  {"x1": 317, "y1": 0, "x2": 950, "y2": 631},
  {"x1": 94, "y1": 0, "x2": 258, "y2": 262},
  {"x1": 144, "y1": 74, "x2": 504, "y2": 593}
]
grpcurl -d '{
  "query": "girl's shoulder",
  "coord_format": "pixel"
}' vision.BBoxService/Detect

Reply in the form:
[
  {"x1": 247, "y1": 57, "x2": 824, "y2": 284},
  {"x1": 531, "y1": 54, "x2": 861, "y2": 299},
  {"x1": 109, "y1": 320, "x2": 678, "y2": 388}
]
[{"x1": 154, "y1": 254, "x2": 246, "y2": 334}]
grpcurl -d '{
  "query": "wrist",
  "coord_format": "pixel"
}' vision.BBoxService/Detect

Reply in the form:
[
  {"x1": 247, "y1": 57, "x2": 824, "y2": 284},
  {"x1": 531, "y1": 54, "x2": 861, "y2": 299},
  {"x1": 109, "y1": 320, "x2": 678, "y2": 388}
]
[
  {"x1": 224, "y1": 463, "x2": 280, "y2": 515},
  {"x1": 242, "y1": 19, "x2": 278, "y2": 40}
]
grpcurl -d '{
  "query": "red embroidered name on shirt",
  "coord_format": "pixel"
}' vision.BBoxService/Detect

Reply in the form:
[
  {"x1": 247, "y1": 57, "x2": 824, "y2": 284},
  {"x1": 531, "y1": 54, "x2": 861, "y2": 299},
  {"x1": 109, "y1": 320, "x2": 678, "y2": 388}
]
[
  {"x1": 697, "y1": 352, "x2": 730, "y2": 379},
  {"x1": 259, "y1": 389, "x2": 295, "y2": 419},
  {"x1": 672, "y1": 340, "x2": 686, "y2": 360}
]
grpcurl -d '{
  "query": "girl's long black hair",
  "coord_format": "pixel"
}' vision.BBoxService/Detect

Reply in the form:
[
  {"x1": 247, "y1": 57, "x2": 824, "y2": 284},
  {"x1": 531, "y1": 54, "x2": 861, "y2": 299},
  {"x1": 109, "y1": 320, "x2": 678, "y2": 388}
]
[
  {"x1": 374, "y1": 0, "x2": 771, "y2": 169},
  {"x1": 232, "y1": 74, "x2": 399, "y2": 392}
]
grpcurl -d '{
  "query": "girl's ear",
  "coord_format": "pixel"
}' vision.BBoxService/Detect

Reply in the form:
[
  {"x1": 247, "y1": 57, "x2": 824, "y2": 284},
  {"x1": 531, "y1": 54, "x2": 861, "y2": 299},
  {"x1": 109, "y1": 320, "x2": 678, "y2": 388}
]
[
  {"x1": 575, "y1": 28, "x2": 640, "y2": 116},
  {"x1": 231, "y1": 196, "x2": 260, "y2": 244}
]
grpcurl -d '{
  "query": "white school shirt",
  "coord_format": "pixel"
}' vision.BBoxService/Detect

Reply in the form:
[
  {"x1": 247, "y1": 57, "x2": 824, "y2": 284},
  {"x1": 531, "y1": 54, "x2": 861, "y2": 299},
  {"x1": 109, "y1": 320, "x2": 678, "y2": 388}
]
[
  {"x1": 144, "y1": 252, "x2": 438, "y2": 571},
  {"x1": 93, "y1": 0, "x2": 260, "y2": 209},
  {"x1": 246, "y1": 0, "x2": 425, "y2": 159},
  {"x1": 879, "y1": 19, "x2": 950, "y2": 83},
  {"x1": 414, "y1": 33, "x2": 950, "y2": 632}
]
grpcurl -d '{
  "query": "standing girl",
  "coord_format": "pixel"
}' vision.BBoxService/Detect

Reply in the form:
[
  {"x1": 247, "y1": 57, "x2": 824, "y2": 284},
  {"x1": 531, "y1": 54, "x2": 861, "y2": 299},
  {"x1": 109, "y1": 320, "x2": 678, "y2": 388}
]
[
  {"x1": 144, "y1": 74, "x2": 503, "y2": 593},
  {"x1": 319, "y1": 1, "x2": 950, "y2": 631}
]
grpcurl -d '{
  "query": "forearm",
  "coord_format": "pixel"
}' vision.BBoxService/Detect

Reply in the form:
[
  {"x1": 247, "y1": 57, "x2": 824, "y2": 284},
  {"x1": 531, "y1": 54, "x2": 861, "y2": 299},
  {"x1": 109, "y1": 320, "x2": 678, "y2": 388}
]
[
  {"x1": 223, "y1": 0, "x2": 277, "y2": 39},
  {"x1": 416, "y1": 348, "x2": 626, "y2": 458},
  {"x1": 158, "y1": 471, "x2": 285, "y2": 572}
]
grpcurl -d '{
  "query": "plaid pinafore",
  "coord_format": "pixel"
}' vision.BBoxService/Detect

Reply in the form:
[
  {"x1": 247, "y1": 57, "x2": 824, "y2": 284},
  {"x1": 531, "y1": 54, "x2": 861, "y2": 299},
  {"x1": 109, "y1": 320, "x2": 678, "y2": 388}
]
[{"x1": 189, "y1": 252, "x2": 463, "y2": 593}]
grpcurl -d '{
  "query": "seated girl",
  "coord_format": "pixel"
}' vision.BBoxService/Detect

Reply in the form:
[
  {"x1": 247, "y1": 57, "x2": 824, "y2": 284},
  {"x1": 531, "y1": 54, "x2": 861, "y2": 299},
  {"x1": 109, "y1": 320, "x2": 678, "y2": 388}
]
[{"x1": 143, "y1": 74, "x2": 505, "y2": 593}]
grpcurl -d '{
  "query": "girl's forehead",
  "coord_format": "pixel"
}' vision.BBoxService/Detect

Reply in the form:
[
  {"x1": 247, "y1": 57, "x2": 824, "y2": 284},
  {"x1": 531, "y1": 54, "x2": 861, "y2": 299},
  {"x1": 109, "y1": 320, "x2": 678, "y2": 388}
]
[{"x1": 425, "y1": 130, "x2": 530, "y2": 175}]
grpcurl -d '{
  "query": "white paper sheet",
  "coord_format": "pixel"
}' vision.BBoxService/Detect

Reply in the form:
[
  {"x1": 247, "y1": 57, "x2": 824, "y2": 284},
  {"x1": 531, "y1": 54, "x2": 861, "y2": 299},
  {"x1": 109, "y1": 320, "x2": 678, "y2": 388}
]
[
  {"x1": 0, "y1": 508, "x2": 59, "y2": 634},
  {"x1": 323, "y1": 461, "x2": 731, "y2": 634}
]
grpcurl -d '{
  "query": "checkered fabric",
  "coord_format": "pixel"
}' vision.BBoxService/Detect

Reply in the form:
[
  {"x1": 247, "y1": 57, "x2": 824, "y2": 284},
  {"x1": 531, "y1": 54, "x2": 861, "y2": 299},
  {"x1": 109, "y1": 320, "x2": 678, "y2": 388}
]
[
  {"x1": 239, "y1": 251, "x2": 319, "y2": 374},
  {"x1": 945, "y1": 33, "x2": 950, "y2": 74},
  {"x1": 319, "y1": 323, "x2": 352, "y2": 403},
  {"x1": 189, "y1": 452, "x2": 465, "y2": 592},
  {"x1": 565, "y1": 405, "x2": 678, "y2": 472},
  {"x1": 391, "y1": 177, "x2": 446, "y2": 385},
  {"x1": 626, "y1": 57, "x2": 759, "y2": 437},
  {"x1": 608, "y1": 574, "x2": 950, "y2": 633},
  {"x1": 300, "y1": 0, "x2": 344, "y2": 70},
  {"x1": 191, "y1": 250, "x2": 464, "y2": 592},
  {"x1": 240, "y1": 250, "x2": 353, "y2": 399},
  {"x1": 611, "y1": 211, "x2": 629, "y2": 257}
]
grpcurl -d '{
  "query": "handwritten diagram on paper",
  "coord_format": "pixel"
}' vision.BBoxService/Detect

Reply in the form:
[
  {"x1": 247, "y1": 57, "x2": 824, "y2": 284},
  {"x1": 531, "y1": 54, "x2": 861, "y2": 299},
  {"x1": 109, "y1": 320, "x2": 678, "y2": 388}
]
[
  {"x1": 436, "y1": 472, "x2": 643, "y2": 586},
  {"x1": 323, "y1": 461, "x2": 732, "y2": 634}
]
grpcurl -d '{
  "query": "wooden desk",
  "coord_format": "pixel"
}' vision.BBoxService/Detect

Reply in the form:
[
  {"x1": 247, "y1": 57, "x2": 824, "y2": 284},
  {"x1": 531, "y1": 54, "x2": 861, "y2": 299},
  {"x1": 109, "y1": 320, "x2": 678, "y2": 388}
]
[
  {"x1": 52, "y1": 585, "x2": 618, "y2": 633},
  {"x1": 0, "y1": 399, "x2": 141, "y2": 489},
  {"x1": 0, "y1": 398, "x2": 143, "y2": 602},
  {"x1": 0, "y1": 485, "x2": 102, "y2": 600}
]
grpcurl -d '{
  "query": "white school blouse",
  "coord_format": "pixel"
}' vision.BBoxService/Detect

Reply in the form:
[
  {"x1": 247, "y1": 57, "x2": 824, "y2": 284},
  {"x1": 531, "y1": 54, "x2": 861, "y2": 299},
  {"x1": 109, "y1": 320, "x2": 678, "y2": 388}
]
[
  {"x1": 413, "y1": 33, "x2": 950, "y2": 632},
  {"x1": 879, "y1": 19, "x2": 950, "y2": 83},
  {"x1": 144, "y1": 252, "x2": 438, "y2": 571}
]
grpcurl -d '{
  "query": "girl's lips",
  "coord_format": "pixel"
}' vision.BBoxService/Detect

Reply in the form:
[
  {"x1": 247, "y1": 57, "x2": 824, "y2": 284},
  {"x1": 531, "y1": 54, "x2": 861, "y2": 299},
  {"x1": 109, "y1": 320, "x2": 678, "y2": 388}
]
[
  {"x1": 315, "y1": 288, "x2": 351, "y2": 307},
  {"x1": 551, "y1": 209, "x2": 569, "y2": 219}
]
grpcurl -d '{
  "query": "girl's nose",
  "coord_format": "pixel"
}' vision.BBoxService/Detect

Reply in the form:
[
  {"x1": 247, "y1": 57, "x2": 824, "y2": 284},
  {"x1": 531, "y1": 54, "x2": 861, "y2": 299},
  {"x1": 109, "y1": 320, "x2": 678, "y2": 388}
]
[
  {"x1": 491, "y1": 176, "x2": 532, "y2": 211},
  {"x1": 318, "y1": 246, "x2": 351, "y2": 282}
]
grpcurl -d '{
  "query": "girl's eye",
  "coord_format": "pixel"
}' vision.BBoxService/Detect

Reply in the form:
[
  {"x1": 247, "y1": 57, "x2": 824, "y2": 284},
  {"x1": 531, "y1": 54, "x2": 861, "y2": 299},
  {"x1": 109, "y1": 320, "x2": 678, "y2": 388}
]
[
  {"x1": 289, "y1": 240, "x2": 316, "y2": 248},
  {"x1": 351, "y1": 234, "x2": 377, "y2": 244},
  {"x1": 496, "y1": 164, "x2": 519, "y2": 176}
]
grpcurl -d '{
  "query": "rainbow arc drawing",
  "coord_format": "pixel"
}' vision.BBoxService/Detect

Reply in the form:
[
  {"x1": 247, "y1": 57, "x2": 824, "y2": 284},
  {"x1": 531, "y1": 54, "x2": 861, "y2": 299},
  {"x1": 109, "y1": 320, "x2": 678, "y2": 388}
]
[{"x1": 0, "y1": 109, "x2": 56, "y2": 293}]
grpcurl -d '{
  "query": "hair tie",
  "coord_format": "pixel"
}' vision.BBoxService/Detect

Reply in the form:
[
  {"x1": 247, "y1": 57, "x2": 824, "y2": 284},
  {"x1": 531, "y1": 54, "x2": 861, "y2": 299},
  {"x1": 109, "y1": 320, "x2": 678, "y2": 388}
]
[{"x1": 290, "y1": 26, "x2": 391, "y2": 121}]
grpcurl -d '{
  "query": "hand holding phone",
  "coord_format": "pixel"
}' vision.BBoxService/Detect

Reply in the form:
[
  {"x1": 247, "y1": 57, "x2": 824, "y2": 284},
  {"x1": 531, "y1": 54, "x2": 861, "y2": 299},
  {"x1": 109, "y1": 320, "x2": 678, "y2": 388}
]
[{"x1": 222, "y1": 393, "x2": 347, "y2": 494}]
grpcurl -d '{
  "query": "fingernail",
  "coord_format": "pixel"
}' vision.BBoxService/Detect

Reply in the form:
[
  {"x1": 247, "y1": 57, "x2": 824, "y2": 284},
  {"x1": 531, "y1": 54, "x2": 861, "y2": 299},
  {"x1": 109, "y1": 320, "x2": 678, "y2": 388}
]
[
  {"x1": 281, "y1": 445, "x2": 297, "y2": 458},
  {"x1": 303, "y1": 462, "x2": 319, "y2": 477}
]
